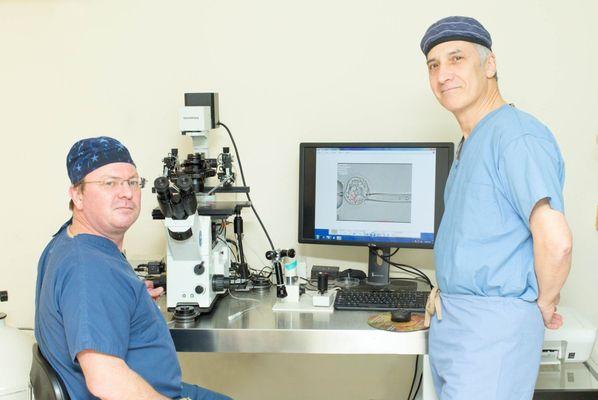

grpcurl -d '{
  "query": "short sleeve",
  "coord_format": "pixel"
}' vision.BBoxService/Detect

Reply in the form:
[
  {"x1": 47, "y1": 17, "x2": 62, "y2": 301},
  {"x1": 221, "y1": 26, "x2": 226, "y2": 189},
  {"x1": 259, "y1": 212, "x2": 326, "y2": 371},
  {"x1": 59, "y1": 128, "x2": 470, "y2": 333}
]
[
  {"x1": 498, "y1": 134, "x2": 564, "y2": 227},
  {"x1": 58, "y1": 253, "x2": 138, "y2": 363}
]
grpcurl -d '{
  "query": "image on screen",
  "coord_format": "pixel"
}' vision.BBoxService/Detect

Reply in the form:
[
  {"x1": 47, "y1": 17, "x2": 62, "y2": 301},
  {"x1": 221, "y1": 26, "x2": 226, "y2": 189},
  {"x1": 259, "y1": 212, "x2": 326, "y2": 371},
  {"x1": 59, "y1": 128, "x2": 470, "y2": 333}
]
[
  {"x1": 336, "y1": 163, "x2": 412, "y2": 223},
  {"x1": 299, "y1": 142, "x2": 453, "y2": 249}
]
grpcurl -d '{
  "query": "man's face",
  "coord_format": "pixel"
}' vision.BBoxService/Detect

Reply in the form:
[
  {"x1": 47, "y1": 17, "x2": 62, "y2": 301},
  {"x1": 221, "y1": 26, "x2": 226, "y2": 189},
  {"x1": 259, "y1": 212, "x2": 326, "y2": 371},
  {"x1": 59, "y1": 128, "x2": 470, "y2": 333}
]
[
  {"x1": 426, "y1": 41, "x2": 494, "y2": 114},
  {"x1": 71, "y1": 162, "x2": 141, "y2": 237}
]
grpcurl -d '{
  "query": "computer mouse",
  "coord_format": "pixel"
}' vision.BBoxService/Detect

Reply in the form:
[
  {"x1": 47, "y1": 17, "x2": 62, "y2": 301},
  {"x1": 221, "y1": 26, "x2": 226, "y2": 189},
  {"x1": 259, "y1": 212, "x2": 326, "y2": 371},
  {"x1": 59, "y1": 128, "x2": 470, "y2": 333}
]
[{"x1": 390, "y1": 309, "x2": 412, "y2": 323}]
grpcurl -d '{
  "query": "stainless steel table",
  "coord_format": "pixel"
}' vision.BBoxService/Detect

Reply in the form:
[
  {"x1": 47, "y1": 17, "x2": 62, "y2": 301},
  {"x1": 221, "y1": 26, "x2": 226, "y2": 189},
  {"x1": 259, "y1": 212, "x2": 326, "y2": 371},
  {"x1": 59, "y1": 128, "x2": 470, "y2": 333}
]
[
  {"x1": 163, "y1": 287, "x2": 436, "y2": 400},
  {"x1": 165, "y1": 288, "x2": 428, "y2": 355}
]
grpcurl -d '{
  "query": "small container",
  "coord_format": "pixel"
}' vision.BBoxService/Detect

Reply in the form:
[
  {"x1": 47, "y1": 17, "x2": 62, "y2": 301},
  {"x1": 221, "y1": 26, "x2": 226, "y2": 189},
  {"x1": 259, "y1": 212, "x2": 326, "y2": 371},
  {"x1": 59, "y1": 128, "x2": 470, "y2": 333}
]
[{"x1": 284, "y1": 259, "x2": 299, "y2": 286}]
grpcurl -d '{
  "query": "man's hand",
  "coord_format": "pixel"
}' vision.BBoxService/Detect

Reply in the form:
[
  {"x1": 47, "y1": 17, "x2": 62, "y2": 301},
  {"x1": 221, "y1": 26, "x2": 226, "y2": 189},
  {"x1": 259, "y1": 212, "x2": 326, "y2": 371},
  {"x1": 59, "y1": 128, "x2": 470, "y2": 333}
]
[
  {"x1": 144, "y1": 280, "x2": 164, "y2": 301},
  {"x1": 538, "y1": 299, "x2": 563, "y2": 330}
]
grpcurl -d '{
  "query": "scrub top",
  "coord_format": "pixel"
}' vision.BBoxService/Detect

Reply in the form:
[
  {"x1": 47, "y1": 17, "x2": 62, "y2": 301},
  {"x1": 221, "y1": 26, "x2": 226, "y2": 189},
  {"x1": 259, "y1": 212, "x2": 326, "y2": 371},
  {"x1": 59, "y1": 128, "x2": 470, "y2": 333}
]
[
  {"x1": 434, "y1": 104, "x2": 565, "y2": 301},
  {"x1": 34, "y1": 222, "x2": 182, "y2": 399}
]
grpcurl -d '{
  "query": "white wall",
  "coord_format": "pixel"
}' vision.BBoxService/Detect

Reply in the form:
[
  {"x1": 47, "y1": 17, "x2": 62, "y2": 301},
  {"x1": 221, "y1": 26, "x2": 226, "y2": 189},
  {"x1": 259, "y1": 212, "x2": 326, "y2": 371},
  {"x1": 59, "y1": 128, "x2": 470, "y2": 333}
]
[{"x1": 1, "y1": 0, "x2": 596, "y2": 398}]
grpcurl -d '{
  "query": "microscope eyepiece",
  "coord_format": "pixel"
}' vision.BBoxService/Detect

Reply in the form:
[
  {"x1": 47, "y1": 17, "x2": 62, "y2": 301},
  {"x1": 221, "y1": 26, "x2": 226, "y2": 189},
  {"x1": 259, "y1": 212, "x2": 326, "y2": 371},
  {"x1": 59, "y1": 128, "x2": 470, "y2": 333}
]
[
  {"x1": 177, "y1": 174, "x2": 197, "y2": 217},
  {"x1": 154, "y1": 176, "x2": 170, "y2": 193},
  {"x1": 177, "y1": 175, "x2": 193, "y2": 192},
  {"x1": 153, "y1": 176, "x2": 178, "y2": 219}
]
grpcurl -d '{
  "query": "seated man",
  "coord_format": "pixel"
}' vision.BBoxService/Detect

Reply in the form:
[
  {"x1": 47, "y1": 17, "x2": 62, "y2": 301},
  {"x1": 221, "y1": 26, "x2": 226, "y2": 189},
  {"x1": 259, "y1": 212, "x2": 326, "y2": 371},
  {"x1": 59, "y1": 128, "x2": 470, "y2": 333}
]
[{"x1": 34, "y1": 136, "x2": 231, "y2": 400}]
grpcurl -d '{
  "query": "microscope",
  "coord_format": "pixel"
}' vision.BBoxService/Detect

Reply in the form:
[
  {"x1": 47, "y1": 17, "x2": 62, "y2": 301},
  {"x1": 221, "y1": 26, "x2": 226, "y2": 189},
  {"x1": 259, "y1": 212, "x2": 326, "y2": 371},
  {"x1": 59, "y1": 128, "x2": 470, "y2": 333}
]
[{"x1": 152, "y1": 93, "x2": 251, "y2": 322}]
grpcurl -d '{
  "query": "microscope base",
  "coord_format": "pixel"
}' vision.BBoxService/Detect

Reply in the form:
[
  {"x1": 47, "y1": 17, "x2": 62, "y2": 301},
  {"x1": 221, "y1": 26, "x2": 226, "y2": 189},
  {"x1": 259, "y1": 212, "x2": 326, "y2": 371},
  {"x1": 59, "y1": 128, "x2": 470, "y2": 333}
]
[{"x1": 168, "y1": 292, "x2": 226, "y2": 317}]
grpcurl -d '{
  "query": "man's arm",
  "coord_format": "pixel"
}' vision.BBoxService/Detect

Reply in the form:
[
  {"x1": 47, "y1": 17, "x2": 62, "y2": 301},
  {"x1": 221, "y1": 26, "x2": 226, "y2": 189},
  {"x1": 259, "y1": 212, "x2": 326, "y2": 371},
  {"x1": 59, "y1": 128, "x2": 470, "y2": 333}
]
[
  {"x1": 78, "y1": 350, "x2": 171, "y2": 400},
  {"x1": 530, "y1": 198, "x2": 572, "y2": 329}
]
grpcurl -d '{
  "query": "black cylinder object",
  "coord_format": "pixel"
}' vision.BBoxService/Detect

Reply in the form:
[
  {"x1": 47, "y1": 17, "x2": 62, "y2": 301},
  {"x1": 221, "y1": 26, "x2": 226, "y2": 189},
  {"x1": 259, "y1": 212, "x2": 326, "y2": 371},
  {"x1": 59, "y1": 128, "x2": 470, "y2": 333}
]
[
  {"x1": 234, "y1": 214, "x2": 250, "y2": 279},
  {"x1": 234, "y1": 214, "x2": 243, "y2": 234},
  {"x1": 178, "y1": 175, "x2": 197, "y2": 217},
  {"x1": 151, "y1": 274, "x2": 167, "y2": 290},
  {"x1": 283, "y1": 249, "x2": 296, "y2": 258},
  {"x1": 264, "y1": 249, "x2": 294, "y2": 298},
  {"x1": 180, "y1": 153, "x2": 218, "y2": 193},
  {"x1": 178, "y1": 174, "x2": 193, "y2": 192},
  {"x1": 173, "y1": 305, "x2": 199, "y2": 323},
  {"x1": 265, "y1": 248, "x2": 296, "y2": 261},
  {"x1": 276, "y1": 284, "x2": 288, "y2": 298},
  {"x1": 274, "y1": 262, "x2": 287, "y2": 298},
  {"x1": 265, "y1": 250, "x2": 275, "y2": 261},
  {"x1": 317, "y1": 273, "x2": 329, "y2": 294},
  {"x1": 212, "y1": 275, "x2": 231, "y2": 292},
  {"x1": 154, "y1": 176, "x2": 186, "y2": 220},
  {"x1": 154, "y1": 176, "x2": 170, "y2": 192},
  {"x1": 154, "y1": 177, "x2": 173, "y2": 218}
]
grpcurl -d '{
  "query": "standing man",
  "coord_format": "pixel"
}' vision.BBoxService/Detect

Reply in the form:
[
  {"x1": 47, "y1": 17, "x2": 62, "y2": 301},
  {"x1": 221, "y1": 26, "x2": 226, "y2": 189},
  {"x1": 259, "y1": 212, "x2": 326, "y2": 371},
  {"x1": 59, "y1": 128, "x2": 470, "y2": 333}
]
[
  {"x1": 421, "y1": 16, "x2": 572, "y2": 399},
  {"x1": 35, "y1": 137, "x2": 231, "y2": 400}
]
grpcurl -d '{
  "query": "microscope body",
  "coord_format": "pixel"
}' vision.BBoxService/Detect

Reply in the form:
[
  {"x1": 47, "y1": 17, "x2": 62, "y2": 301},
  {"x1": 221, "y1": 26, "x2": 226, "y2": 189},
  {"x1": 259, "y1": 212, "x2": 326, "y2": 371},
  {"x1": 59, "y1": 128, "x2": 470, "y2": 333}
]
[
  {"x1": 164, "y1": 214, "x2": 230, "y2": 313},
  {"x1": 154, "y1": 92, "x2": 251, "y2": 320}
]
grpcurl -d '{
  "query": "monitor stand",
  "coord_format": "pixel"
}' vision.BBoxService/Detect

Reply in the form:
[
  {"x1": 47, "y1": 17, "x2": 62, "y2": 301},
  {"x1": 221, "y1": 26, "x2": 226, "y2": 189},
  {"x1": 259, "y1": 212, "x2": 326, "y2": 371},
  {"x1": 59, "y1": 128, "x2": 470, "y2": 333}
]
[
  {"x1": 366, "y1": 246, "x2": 417, "y2": 290},
  {"x1": 366, "y1": 246, "x2": 391, "y2": 286}
]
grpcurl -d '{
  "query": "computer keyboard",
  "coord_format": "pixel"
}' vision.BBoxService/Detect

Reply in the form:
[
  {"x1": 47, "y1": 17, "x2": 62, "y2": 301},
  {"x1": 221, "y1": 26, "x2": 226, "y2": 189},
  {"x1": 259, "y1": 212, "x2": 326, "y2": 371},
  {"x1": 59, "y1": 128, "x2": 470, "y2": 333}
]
[{"x1": 334, "y1": 289, "x2": 429, "y2": 312}]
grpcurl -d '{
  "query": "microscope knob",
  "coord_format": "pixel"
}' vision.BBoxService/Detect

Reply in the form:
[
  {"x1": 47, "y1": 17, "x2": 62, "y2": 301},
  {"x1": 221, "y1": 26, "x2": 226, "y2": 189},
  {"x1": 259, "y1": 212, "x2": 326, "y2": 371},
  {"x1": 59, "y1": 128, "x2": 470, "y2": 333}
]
[
  {"x1": 194, "y1": 263, "x2": 205, "y2": 275},
  {"x1": 211, "y1": 275, "x2": 230, "y2": 292},
  {"x1": 194, "y1": 285, "x2": 204, "y2": 294}
]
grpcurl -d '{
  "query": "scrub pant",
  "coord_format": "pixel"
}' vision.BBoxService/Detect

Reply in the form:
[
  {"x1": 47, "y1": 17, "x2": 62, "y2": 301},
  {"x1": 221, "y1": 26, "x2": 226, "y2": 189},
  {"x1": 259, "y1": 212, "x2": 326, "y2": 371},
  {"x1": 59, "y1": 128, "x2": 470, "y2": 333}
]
[
  {"x1": 429, "y1": 293, "x2": 544, "y2": 400},
  {"x1": 181, "y1": 382, "x2": 232, "y2": 400}
]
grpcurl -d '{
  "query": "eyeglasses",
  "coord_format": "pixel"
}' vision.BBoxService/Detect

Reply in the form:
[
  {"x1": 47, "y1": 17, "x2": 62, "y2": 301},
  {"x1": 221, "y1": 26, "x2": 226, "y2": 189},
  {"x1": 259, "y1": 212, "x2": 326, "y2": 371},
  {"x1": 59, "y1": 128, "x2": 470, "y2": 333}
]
[{"x1": 83, "y1": 177, "x2": 146, "y2": 191}]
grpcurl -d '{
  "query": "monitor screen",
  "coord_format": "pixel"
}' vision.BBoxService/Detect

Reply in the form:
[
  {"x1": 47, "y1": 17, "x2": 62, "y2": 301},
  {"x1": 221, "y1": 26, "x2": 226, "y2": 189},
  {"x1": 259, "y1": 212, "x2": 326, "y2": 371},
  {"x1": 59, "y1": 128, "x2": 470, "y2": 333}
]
[{"x1": 298, "y1": 142, "x2": 454, "y2": 250}]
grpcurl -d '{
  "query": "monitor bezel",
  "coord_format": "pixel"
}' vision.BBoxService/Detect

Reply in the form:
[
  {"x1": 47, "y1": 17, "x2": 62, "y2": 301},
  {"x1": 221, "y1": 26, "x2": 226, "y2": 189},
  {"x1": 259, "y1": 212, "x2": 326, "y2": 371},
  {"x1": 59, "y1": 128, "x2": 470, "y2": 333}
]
[{"x1": 298, "y1": 141, "x2": 454, "y2": 250}]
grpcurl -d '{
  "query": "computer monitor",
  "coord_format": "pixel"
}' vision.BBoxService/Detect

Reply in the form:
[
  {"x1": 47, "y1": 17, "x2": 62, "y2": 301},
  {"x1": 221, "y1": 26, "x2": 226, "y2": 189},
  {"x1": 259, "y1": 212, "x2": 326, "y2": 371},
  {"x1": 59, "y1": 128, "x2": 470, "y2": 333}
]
[{"x1": 298, "y1": 142, "x2": 454, "y2": 286}]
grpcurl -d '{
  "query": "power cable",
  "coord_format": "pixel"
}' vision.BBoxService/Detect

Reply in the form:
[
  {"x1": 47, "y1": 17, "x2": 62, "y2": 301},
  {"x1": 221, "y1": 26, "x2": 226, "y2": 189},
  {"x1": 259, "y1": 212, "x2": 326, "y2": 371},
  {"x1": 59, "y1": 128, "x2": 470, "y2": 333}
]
[
  {"x1": 407, "y1": 355, "x2": 419, "y2": 400},
  {"x1": 369, "y1": 248, "x2": 433, "y2": 288},
  {"x1": 218, "y1": 122, "x2": 275, "y2": 251}
]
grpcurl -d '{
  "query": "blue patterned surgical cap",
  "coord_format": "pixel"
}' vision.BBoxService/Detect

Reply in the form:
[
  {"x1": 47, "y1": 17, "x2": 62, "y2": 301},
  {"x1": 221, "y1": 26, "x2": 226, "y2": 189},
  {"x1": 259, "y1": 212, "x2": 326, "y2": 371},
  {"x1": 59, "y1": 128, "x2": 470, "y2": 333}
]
[
  {"x1": 66, "y1": 136, "x2": 135, "y2": 184},
  {"x1": 420, "y1": 16, "x2": 492, "y2": 56}
]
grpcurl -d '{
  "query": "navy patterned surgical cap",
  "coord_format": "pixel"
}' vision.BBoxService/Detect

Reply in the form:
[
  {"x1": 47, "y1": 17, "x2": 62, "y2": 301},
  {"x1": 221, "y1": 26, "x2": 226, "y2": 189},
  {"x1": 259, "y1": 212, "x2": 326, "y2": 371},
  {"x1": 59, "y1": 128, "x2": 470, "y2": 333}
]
[
  {"x1": 66, "y1": 136, "x2": 135, "y2": 184},
  {"x1": 420, "y1": 16, "x2": 492, "y2": 56}
]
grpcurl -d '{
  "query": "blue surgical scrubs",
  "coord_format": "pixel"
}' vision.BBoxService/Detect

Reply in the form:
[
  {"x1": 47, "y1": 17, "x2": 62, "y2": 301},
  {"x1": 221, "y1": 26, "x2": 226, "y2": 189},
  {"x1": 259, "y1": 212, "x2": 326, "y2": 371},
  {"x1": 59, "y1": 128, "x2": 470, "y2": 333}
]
[
  {"x1": 35, "y1": 222, "x2": 230, "y2": 400},
  {"x1": 431, "y1": 104, "x2": 565, "y2": 400}
]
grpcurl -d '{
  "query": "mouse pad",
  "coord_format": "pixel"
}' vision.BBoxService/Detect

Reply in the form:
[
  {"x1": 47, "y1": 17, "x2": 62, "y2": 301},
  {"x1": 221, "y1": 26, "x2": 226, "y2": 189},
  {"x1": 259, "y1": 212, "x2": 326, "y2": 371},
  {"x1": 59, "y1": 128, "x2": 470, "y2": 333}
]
[{"x1": 367, "y1": 313, "x2": 427, "y2": 332}]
